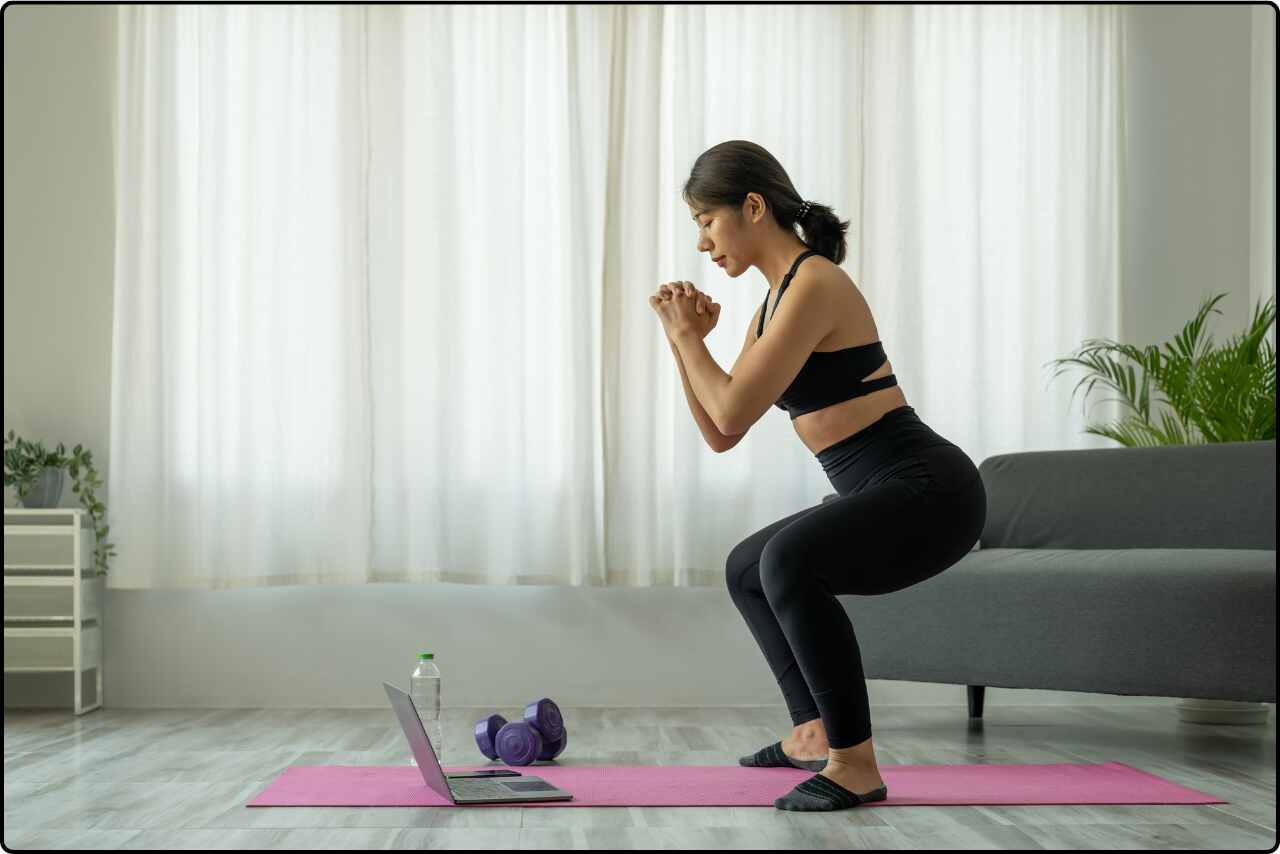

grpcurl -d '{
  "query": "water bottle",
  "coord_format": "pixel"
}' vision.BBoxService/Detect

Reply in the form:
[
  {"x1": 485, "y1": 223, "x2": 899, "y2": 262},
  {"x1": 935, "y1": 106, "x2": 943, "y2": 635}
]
[{"x1": 409, "y1": 652, "x2": 443, "y2": 765}]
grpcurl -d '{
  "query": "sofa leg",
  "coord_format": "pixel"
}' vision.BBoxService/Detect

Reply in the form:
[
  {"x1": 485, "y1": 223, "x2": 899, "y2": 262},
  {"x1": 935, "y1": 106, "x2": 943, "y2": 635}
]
[{"x1": 967, "y1": 685, "x2": 985, "y2": 719}]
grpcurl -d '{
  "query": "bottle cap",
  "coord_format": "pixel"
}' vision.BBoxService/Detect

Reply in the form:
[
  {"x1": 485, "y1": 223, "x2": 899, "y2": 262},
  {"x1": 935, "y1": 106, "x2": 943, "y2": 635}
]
[{"x1": 418, "y1": 652, "x2": 434, "y2": 660}]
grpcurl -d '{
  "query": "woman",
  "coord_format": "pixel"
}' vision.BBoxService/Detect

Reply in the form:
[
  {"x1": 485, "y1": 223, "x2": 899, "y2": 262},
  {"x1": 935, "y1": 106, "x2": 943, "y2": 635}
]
[{"x1": 650, "y1": 141, "x2": 987, "y2": 812}]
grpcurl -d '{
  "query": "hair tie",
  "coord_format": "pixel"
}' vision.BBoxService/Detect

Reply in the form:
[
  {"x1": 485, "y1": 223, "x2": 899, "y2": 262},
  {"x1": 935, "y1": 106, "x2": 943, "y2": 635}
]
[{"x1": 797, "y1": 200, "x2": 813, "y2": 221}]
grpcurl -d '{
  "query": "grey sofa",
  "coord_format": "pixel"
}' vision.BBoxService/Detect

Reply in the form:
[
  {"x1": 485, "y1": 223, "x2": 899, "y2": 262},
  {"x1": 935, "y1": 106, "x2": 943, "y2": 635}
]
[{"x1": 821, "y1": 439, "x2": 1277, "y2": 717}]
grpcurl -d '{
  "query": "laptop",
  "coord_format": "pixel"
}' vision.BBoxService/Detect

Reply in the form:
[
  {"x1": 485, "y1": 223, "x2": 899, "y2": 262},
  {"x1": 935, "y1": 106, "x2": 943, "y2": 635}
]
[{"x1": 382, "y1": 681, "x2": 573, "y2": 804}]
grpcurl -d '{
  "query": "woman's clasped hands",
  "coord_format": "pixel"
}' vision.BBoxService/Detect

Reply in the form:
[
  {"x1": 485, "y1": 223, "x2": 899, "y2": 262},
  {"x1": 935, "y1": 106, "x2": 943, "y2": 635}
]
[{"x1": 649, "y1": 280, "x2": 720, "y2": 340}]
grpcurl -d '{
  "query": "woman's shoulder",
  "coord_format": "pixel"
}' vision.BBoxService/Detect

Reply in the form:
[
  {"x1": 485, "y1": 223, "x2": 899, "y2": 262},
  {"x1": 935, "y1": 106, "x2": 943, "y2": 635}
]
[
  {"x1": 809, "y1": 253, "x2": 853, "y2": 287},
  {"x1": 794, "y1": 253, "x2": 857, "y2": 301}
]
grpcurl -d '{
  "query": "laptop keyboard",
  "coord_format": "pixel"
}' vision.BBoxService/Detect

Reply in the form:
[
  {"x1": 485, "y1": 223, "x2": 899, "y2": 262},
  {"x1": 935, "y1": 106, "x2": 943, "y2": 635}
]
[{"x1": 454, "y1": 779, "x2": 558, "y2": 796}]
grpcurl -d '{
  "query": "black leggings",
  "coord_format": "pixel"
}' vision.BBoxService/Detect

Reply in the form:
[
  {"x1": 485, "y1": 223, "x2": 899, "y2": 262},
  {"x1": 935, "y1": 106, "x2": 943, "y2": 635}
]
[{"x1": 725, "y1": 405, "x2": 986, "y2": 749}]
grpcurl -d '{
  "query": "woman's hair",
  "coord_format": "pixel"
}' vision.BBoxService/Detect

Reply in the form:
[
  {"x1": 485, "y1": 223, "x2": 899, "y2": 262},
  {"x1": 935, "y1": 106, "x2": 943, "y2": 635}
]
[{"x1": 681, "y1": 140, "x2": 850, "y2": 266}]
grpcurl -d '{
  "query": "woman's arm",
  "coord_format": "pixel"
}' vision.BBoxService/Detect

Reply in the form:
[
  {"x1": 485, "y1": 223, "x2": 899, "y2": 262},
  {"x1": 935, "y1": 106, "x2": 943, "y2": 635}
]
[{"x1": 669, "y1": 336, "x2": 734, "y2": 452}]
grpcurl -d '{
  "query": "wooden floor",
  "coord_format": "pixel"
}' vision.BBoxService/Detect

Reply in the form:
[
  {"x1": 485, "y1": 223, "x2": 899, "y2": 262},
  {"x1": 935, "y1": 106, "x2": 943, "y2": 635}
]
[{"x1": 3, "y1": 703, "x2": 1275, "y2": 850}]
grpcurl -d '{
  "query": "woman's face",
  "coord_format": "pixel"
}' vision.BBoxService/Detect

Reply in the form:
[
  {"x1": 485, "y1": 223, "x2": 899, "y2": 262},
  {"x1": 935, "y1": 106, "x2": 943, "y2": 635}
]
[{"x1": 690, "y1": 203, "x2": 743, "y2": 276}]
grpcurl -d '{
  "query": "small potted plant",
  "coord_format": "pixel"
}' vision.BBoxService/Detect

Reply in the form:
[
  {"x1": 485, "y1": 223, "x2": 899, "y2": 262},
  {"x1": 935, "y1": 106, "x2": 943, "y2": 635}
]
[{"x1": 3, "y1": 429, "x2": 116, "y2": 576}]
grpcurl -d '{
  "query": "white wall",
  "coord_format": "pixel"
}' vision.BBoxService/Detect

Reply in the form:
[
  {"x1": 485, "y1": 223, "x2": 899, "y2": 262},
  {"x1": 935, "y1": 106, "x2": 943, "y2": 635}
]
[
  {"x1": 1121, "y1": 5, "x2": 1261, "y2": 345},
  {"x1": 3, "y1": 5, "x2": 1272, "y2": 710}
]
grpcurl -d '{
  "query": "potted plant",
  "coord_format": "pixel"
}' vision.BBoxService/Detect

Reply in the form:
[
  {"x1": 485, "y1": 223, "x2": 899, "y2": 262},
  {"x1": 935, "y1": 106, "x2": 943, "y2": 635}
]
[
  {"x1": 1047, "y1": 292, "x2": 1276, "y2": 725},
  {"x1": 1046, "y1": 292, "x2": 1275, "y2": 445},
  {"x1": 3, "y1": 430, "x2": 116, "y2": 576}
]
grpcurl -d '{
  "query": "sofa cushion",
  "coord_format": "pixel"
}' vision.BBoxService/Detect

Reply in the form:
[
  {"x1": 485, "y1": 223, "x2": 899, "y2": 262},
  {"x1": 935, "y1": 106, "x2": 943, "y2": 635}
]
[
  {"x1": 843, "y1": 547, "x2": 1276, "y2": 700},
  {"x1": 978, "y1": 440, "x2": 1275, "y2": 550}
]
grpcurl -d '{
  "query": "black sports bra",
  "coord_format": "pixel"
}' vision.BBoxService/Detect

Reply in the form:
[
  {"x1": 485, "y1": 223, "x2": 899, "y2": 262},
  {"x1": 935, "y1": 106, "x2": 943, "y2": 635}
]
[{"x1": 757, "y1": 250, "x2": 899, "y2": 420}]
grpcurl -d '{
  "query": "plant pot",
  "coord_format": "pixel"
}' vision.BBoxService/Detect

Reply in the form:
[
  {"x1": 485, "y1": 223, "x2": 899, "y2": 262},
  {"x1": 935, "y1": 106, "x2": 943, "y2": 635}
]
[
  {"x1": 1175, "y1": 698, "x2": 1272, "y2": 725},
  {"x1": 19, "y1": 466, "x2": 64, "y2": 508}
]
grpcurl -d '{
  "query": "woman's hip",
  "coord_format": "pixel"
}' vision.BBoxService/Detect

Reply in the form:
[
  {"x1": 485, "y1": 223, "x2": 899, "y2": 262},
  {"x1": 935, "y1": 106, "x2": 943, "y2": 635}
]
[
  {"x1": 820, "y1": 412, "x2": 981, "y2": 498},
  {"x1": 900, "y1": 442, "x2": 984, "y2": 499},
  {"x1": 739, "y1": 472, "x2": 986, "y2": 596}
]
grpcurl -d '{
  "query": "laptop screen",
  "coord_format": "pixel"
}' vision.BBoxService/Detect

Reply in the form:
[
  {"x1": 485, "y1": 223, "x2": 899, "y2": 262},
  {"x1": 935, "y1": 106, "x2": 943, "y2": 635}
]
[{"x1": 383, "y1": 681, "x2": 455, "y2": 803}]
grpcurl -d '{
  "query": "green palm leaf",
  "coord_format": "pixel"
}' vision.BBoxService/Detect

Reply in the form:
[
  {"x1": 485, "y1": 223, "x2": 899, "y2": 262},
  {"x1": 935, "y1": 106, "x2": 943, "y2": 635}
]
[{"x1": 1047, "y1": 292, "x2": 1276, "y2": 446}]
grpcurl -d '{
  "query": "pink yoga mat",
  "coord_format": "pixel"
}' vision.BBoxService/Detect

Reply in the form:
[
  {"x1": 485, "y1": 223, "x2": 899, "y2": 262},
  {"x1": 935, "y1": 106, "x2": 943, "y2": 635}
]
[{"x1": 247, "y1": 761, "x2": 1225, "y2": 808}]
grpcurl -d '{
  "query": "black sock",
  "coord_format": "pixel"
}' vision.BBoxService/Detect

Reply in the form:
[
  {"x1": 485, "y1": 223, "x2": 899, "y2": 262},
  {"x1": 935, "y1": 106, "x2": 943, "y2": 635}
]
[
  {"x1": 774, "y1": 773, "x2": 888, "y2": 811},
  {"x1": 739, "y1": 740, "x2": 827, "y2": 770}
]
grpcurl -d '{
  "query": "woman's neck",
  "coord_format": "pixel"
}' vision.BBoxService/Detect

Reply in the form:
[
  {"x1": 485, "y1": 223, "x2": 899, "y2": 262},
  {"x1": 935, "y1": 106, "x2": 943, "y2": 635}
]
[{"x1": 762, "y1": 241, "x2": 815, "y2": 292}]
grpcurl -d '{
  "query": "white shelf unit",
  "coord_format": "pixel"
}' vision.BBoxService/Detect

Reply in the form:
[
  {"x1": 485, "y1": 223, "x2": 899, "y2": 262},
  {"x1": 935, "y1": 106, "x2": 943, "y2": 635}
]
[{"x1": 4, "y1": 508, "x2": 103, "y2": 715}]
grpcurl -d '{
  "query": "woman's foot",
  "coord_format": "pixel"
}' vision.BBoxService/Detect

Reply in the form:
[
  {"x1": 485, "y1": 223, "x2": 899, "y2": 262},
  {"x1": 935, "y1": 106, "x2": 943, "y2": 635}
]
[
  {"x1": 780, "y1": 732, "x2": 829, "y2": 762},
  {"x1": 818, "y1": 758, "x2": 886, "y2": 796}
]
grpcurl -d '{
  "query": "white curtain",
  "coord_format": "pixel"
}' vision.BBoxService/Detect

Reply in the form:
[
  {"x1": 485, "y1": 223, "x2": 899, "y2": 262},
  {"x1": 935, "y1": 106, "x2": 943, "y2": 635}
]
[{"x1": 111, "y1": 4, "x2": 1127, "y2": 591}]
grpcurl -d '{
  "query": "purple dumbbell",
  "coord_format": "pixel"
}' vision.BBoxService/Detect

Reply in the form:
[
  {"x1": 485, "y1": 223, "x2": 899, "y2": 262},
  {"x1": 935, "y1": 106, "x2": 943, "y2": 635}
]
[
  {"x1": 522, "y1": 697, "x2": 564, "y2": 743},
  {"x1": 495, "y1": 720, "x2": 544, "y2": 766},
  {"x1": 536, "y1": 728, "x2": 567, "y2": 761},
  {"x1": 473, "y1": 713, "x2": 507, "y2": 761},
  {"x1": 475, "y1": 697, "x2": 569, "y2": 764}
]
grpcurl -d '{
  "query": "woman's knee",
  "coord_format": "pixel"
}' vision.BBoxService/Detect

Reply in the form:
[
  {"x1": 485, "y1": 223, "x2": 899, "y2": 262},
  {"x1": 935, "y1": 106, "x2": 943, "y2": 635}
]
[
  {"x1": 724, "y1": 539, "x2": 760, "y2": 594},
  {"x1": 757, "y1": 538, "x2": 811, "y2": 604}
]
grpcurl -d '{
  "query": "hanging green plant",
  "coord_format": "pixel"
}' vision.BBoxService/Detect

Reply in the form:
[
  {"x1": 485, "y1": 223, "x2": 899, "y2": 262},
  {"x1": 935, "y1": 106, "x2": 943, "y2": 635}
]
[{"x1": 3, "y1": 430, "x2": 117, "y2": 575}]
